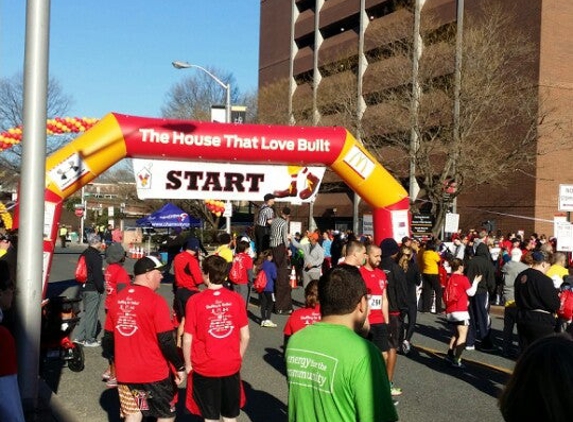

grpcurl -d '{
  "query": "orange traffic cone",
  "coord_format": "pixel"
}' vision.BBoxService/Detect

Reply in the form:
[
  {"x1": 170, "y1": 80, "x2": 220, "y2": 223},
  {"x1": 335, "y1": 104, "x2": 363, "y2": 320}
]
[{"x1": 290, "y1": 267, "x2": 298, "y2": 289}]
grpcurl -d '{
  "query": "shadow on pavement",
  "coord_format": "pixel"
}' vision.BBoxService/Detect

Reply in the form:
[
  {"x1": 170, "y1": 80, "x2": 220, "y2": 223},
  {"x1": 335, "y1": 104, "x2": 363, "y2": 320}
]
[
  {"x1": 263, "y1": 347, "x2": 286, "y2": 377},
  {"x1": 242, "y1": 381, "x2": 287, "y2": 422},
  {"x1": 406, "y1": 346, "x2": 510, "y2": 398}
]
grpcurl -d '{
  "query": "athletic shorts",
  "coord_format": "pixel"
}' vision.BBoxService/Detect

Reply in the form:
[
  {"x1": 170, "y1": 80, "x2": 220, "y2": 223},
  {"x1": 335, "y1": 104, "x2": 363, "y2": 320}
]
[
  {"x1": 448, "y1": 319, "x2": 470, "y2": 326},
  {"x1": 368, "y1": 323, "x2": 390, "y2": 352},
  {"x1": 192, "y1": 371, "x2": 241, "y2": 420},
  {"x1": 175, "y1": 287, "x2": 198, "y2": 320},
  {"x1": 118, "y1": 377, "x2": 177, "y2": 419},
  {"x1": 387, "y1": 314, "x2": 403, "y2": 350}
]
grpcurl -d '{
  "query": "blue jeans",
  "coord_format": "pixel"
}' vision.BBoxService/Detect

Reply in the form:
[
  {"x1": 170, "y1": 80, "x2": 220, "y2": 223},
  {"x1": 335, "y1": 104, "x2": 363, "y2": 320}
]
[{"x1": 75, "y1": 290, "x2": 102, "y2": 342}]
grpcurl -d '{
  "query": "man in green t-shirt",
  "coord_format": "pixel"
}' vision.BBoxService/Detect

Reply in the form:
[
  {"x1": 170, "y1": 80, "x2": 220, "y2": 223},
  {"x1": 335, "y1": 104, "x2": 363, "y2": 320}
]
[{"x1": 286, "y1": 264, "x2": 398, "y2": 422}]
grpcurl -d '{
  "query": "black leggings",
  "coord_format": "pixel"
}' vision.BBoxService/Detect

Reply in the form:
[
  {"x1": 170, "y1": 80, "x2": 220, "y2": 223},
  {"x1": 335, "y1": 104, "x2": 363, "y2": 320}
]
[
  {"x1": 402, "y1": 303, "x2": 418, "y2": 342},
  {"x1": 260, "y1": 291, "x2": 274, "y2": 321},
  {"x1": 421, "y1": 273, "x2": 442, "y2": 313}
]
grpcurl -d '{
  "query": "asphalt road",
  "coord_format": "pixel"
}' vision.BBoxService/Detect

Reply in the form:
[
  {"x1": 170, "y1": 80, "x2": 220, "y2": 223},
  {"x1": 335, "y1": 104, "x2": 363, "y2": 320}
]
[{"x1": 44, "y1": 244, "x2": 513, "y2": 422}]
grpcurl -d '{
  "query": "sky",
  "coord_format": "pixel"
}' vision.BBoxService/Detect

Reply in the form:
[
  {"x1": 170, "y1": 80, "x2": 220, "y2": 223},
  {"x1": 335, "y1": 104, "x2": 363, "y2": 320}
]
[{"x1": 0, "y1": 1, "x2": 260, "y2": 120}]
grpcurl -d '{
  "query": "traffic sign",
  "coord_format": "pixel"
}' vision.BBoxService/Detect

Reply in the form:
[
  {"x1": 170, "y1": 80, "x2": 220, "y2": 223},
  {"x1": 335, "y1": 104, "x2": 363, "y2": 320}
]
[{"x1": 559, "y1": 184, "x2": 573, "y2": 211}]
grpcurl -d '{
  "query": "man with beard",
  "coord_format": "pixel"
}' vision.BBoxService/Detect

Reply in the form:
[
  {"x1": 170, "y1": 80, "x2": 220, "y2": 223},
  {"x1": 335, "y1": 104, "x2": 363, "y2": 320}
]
[{"x1": 286, "y1": 265, "x2": 397, "y2": 422}]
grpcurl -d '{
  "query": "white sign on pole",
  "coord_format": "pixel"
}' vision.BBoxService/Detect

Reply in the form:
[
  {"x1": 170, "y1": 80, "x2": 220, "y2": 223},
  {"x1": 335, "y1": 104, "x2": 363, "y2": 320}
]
[
  {"x1": 362, "y1": 214, "x2": 373, "y2": 236},
  {"x1": 559, "y1": 184, "x2": 573, "y2": 211},
  {"x1": 444, "y1": 213, "x2": 460, "y2": 234},
  {"x1": 555, "y1": 221, "x2": 573, "y2": 252},
  {"x1": 391, "y1": 210, "x2": 410, "y2": 242},
  {"x1": 223, "y1": 202, "x2": 233, "y2": 218},
  {"x1": 290, "y1": 221, "x2": 302, "y2": 237}
]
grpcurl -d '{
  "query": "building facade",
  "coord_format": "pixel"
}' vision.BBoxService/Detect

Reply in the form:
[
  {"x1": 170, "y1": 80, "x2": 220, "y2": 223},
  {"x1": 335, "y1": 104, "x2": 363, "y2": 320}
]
[{"x1": 258, "y1": 0, "x2": 573, "y2": 237}]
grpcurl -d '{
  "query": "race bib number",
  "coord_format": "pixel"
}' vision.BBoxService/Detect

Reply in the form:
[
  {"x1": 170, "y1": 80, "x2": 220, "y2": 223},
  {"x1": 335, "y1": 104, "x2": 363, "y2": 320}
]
[{"x1": 369, "y1": 295, "x2": 382, "y2": 310}]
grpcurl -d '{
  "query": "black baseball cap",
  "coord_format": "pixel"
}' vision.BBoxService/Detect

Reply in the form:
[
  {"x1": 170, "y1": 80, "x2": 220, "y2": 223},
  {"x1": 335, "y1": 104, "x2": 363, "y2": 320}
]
[
  {"x1": 133, "y1": 256, "x2": 165, "y2": 276},
  {"x1": 264, "y1": 193, "x2": 275, "y2": 202}
]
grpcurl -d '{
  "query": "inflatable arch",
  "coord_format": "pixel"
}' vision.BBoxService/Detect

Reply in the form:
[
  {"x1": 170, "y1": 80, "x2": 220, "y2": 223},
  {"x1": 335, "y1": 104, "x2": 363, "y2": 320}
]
[{"x1": 16, "y1": 113, "x2": 409, "y2": 286}]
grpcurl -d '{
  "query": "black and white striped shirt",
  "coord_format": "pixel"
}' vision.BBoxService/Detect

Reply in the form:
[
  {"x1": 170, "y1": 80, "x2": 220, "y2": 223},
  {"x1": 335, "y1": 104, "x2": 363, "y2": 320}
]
[
  {"x1": 270, "y1": 217, "x2": 289, "y2": 247},
  {"x1": 257, "y1": 205, "x2": 274, "y2": 227}
]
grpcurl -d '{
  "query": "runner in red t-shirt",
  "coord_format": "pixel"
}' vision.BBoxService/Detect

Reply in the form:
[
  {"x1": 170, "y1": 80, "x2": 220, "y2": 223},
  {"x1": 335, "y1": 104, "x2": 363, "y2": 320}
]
[
  {"x1": 173, "y1": 238, "x2": 204, "y2": 346},
  {"x1": 359, "y1": 244, "x2": 391, "y2": 360},
  {"x1": 283, "y1": 280, "x2": 321, "y2": 346},
  {"x1": 229, "y1": 240, "x2": 254, "y2": 308},
  {"x1": 444, "y1": 258, "x2": 481, "y2": 368},
  {"x1": 102, "y1": 243, "x2": 130, "y2": 387},
  {"x1": 183, "y1": 255, "x2": 250, "y2": 421},
  {"x1": 102, "y1": 256, "x2": 186, "y2": 421}
]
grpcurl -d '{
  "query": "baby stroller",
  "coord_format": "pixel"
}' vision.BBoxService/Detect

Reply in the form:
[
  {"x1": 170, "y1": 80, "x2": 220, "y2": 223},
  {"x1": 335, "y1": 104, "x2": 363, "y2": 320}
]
[{"x1": 40, "y1": 296, "x2": 85, "y2": 372}]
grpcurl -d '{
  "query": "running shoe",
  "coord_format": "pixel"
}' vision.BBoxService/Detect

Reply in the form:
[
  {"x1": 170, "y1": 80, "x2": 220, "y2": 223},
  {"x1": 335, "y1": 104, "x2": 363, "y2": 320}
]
[
  {"x1": 450, "y1": 359, "x2": 466, "y2": 369},
  {"x1": 265, "y1": 320, "x2": 278, "y2": 328},
  {"x1": 401, "y1": 340, "x2": 411, "y2": 355},
  {"x1": 72, "y1": 339, "x2": 86, "y2": 345},
  {"x1": 84, "y1": 340, "x2": 101, "y2": 348},
  {"x1": 390, "y1": 384, "x2": 403, "y2": 396},
  {"x1": 465, "y1": 345, "x2": 475, "y2": 351}
]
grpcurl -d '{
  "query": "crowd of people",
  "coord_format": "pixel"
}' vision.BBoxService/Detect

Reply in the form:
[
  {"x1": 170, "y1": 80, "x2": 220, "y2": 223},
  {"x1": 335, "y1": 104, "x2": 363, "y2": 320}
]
[
  {"x1": 3, "y1": 195, "x2": 573, "y2": 421},
  {"x1": 66, "y1": 213, "x2": 573, "y2": 421}
]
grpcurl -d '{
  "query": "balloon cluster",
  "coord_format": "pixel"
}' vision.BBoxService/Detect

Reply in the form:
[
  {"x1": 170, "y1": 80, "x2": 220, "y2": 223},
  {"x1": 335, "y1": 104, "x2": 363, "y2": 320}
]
[
  {"x1": 0, "y1": 117, "x2": 99, "y2": 151},
  {"x1": 0, "y1": 203, "x2": 13, "y2": 230},
  {"x1": 204, "y1": 199, "x2": 225, "y2": 217}
]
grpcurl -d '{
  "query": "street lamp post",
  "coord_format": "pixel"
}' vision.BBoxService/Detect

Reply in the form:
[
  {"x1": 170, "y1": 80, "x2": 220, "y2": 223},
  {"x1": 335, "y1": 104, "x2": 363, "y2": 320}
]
[
  {"x1": 172, "y1": 61, "x2": 232, "y2": 234},
  {"x1": 172, "y1": 61, "x2": 231, "y2": 124}
]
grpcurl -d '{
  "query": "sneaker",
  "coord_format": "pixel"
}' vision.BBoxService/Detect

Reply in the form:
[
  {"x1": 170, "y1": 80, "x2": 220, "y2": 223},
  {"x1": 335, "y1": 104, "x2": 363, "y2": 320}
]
[
  {"x1": 390, "y1": 384, "x2": 403, "y2": 396},
  {"x1": 260, "y1": 320, "x2": 268, "y2": 327},
  {"x1": 84, "y1": 340, "x2": 101, "y2": 348},
  {"x1": 391, "y1": 387, "x2": 403, "y2": 396},
  {"x1": 401, "y1": 340, "x2": 411, "y2": 355},
  {"x1": 465, "y1": 345, "x2": 475, "y2": 351},
  {"x1": 73, "y1": 339, "x2": 85, "y2": 345},
  {"x1": 265, "y1": 320, "x2": 278, "y2": 328},
  {"x1": 102, "y1": 369, "x2": 111, "y2": 380},
  {"x1": 105, "y1": 377, "x2": 118, "y2": 388},
  {"x1": 450, "y1": 359, "x2": 466, "y2": 369}
]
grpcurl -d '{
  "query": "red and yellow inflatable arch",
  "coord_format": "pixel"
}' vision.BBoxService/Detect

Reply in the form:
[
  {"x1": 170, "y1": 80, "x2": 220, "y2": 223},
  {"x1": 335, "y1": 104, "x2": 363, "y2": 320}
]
[{"x1": 10, "y1": 113, "x2": 409, "y2": 287}]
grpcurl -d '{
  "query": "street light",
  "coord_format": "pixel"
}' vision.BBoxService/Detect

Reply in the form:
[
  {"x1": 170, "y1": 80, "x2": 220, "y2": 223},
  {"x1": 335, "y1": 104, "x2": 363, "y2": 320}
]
[
  {"x1": 172, "y1": 61, "x2": 231, "y2": 124},
  {"x1": 172, "y1": 61, "x2": 233, "y2": 234}
]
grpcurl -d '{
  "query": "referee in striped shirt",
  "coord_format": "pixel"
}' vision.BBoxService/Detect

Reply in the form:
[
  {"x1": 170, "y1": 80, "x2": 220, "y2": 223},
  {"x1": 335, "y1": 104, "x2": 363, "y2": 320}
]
[
  {"x1": 255, "y1": 193, "x2": 275, "y2": 256},
  {"x1": 270, "y1": 206, "x2": 292, "y2": 314}
]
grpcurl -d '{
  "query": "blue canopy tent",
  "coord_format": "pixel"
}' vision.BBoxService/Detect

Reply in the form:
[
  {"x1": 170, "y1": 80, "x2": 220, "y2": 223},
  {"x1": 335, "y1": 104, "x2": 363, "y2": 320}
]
[
  {"x1": 136, "y1": 203, "x2": 201, "y2": 256},
  {"x1": 136, "y1": 203, "x2": 201, "y2": 228}
]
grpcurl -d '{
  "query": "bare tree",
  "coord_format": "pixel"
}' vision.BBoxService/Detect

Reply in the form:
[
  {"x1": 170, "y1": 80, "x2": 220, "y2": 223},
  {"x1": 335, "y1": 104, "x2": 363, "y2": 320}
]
[
  {"x1": 0, "y1": 73, "x2": 73, "y2": 173},
  {"x1": 256, "y1": 77, "x2": 291, "y2": 125},
  {"x1": 361, "y1": 3, "x2": 569, "y2": 234},
  {"x1": 161, "y1": 67, "x2": 239, "y2": 120},
  {"x1": 161, "y1": 67, "x2": 255, "y2": 229}
]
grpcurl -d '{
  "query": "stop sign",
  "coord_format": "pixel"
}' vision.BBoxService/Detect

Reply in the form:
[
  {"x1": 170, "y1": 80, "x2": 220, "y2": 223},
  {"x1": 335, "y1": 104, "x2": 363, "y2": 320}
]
[{"x1": 75, "y1": 209, "x2": 84, "y2": 218}]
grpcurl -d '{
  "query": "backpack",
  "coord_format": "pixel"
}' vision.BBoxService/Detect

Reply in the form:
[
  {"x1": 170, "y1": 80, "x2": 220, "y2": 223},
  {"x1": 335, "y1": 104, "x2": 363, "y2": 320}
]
[
  {"x1": 75, "y1": 255, "x2": 88, "y2": 284},
  {"x1": 253, "y1": 269, "x2": 268, "y2": 293},
  {"x1": 229, "y1": 256, "x2": 243, "y2": 283},
  {"x1": 558, "y1": 289, "x2": 573, "y2": 321},
  {"x1": 443, "y1": 275, "x2": 461, "y2": 309}
]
